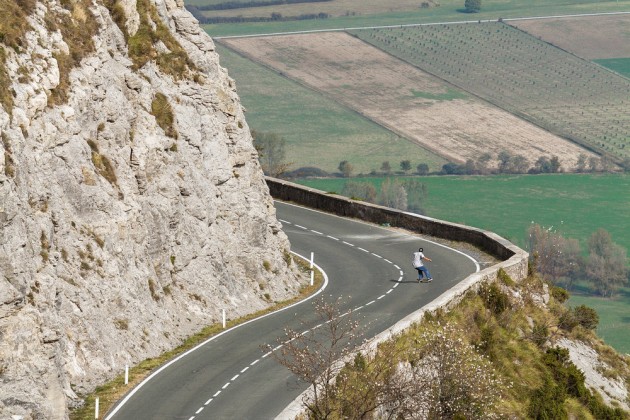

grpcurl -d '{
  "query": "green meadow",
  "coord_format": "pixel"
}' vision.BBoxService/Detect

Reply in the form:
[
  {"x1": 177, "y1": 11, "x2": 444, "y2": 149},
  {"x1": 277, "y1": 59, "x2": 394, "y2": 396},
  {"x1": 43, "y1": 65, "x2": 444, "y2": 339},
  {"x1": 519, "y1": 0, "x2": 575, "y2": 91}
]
[
  {"x1": 295, "y1": 173, "x2": 630, "y2": 352},
  {"x1": 595, "y1": 58, "x2": 630, "y2": 78}
]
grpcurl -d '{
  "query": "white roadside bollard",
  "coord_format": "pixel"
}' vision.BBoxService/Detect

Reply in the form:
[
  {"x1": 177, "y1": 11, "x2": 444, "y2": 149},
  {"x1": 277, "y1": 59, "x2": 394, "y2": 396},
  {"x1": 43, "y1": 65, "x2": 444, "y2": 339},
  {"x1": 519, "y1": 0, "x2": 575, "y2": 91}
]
[
  {"x1": 124, "y1": 365, "x2": 129, "y2": 385},
  {"x1": 310, "y1": 252, "x2": 314, "y2": 269},
  {"x1": 222, "y1": 309, "x2": 226, "y2": 329},
  {"x1": 95, "y1": 397, "x2": 99, "y2": 419},
  {"x1": 310, "y1": 270, "x2": 314, "y2": 286}
]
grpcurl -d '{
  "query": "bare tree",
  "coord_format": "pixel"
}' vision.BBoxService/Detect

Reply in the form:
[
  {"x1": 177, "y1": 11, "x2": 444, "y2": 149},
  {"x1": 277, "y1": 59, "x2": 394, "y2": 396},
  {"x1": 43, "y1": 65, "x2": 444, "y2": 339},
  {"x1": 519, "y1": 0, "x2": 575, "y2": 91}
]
[
  {"x1": 586, "y1": 229, "x2": 628, "y2": 297},
  {"x1": 263, "y1": 296, "x2": 362, "y2": 419},
  {"x1": 379, "y1": 178, "x2": 407, "y2": 210},
  {"x1": 527, "y1": 223, "x2": 583, "y2": 287},
  {"x1": 342, "y1": 181, "x2": 377, "y2": 203},
  {"x1": 252, "y1": 130, "x2": 292, "y2": 177}
]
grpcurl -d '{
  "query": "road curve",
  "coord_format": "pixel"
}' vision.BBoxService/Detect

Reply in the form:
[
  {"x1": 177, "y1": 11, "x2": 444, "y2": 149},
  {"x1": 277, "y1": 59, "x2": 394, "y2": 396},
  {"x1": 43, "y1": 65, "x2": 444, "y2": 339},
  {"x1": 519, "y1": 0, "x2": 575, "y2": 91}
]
[{"x1": 106, "y1": 201, "x2": 478, "y2": 419}]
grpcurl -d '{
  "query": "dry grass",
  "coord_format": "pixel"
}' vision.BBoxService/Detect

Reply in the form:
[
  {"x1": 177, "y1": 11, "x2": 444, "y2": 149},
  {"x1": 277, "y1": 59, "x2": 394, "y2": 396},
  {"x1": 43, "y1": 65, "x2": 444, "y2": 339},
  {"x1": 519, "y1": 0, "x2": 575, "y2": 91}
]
[
  {"x1": 0, "y1": 0, "x2": 34, "y2": 49},
  {"x1": 47, "y1": 0, "x2": 99, "y2": 105},
  {"x1": 223, "y1": 32, "x2": 596, "y2": 169},
  {"x1": 87, "y1": 139, "x2": 119, "y2": 189},
  {"x1": 151, "y1": 93, "x2": 178, "y2": 139},
  {"x1": 0, "y1": 47, "x2": 14, "y2": 114},
  {"x1": 1, "y1": 131, "x2": 15, "y2": 178},
  {"x1": 128, "y1": 0, "x2": 196, "y2": 79}
]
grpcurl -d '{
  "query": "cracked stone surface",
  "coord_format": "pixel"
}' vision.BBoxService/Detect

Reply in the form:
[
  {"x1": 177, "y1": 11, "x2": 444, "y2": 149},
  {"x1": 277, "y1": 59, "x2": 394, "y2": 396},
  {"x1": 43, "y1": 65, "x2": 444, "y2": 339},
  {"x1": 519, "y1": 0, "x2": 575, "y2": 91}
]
[{"x1": 0, "y1": 0, "x2": 302, "y2": 417}]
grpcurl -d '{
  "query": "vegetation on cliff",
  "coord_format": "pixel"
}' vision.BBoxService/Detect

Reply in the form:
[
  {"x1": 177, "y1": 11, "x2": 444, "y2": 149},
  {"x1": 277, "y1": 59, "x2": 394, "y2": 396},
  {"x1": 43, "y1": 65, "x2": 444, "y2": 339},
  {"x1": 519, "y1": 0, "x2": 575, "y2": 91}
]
[{"x1": 271, "y1": 270, "x2": 630, "y2": 418}]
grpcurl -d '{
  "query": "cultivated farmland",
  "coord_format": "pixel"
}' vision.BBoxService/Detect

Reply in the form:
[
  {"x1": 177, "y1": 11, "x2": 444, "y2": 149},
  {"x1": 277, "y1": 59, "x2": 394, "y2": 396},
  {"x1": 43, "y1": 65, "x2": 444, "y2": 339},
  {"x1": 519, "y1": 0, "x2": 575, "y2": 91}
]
[
  {"x1": 192, "y1": 0, "x2": 440, "y2": 18},
  {"x1": 510, "y1": 14, "x2": 630, "y2": 60},
  {"x1": 222, "y1": 32, "x2": 598, "y2": 170},
  {"x1": 350, "y1": 22, "x2": 630, "y2": 163},
  {"x1": 216, "y1": 44, "x2": 445, "y2": 174}
]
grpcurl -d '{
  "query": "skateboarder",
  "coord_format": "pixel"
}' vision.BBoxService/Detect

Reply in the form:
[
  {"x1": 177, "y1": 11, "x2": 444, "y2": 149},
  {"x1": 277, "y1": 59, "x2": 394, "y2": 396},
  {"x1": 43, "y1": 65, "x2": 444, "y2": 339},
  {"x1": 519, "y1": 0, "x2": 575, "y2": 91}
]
[{"x1": 412, "y1": 247, "x2": 432, "y2": 282}]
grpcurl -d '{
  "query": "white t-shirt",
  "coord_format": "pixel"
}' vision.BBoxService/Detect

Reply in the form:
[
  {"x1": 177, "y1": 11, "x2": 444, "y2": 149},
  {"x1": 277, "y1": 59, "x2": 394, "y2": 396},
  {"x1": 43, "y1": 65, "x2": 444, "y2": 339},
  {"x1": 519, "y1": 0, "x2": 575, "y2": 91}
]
[{"x1": 412, "y1": 251, "x2": 425, "y2": 268}]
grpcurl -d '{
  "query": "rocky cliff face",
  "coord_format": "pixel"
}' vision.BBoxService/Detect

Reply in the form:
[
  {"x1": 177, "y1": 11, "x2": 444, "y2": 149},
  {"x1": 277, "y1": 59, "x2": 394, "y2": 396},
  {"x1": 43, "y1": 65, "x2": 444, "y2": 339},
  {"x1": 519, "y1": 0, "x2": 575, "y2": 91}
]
[{"x1": 0, "y1": 0, "x2": 302, "y2": 417}]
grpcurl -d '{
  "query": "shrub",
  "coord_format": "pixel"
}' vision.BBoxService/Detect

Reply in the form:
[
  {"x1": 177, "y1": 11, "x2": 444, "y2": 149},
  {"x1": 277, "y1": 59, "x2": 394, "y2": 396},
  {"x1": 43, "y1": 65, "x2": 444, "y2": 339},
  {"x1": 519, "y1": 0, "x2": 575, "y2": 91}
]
[
  {"x1": 527, "y1": 377, "x2": 567, "y2": 419},
  {"x1": 550, "y1": 285, "x2": 570, "y2": 303},
  {"x1": 497, "y1": 268, "x2": 515, "y2": 287},
  {"x1": 573, "y1": 305, "x2": 599, "y2": 330},
  {"x1": 478, "y1": 282, "x2": 510, "y2": 315}
]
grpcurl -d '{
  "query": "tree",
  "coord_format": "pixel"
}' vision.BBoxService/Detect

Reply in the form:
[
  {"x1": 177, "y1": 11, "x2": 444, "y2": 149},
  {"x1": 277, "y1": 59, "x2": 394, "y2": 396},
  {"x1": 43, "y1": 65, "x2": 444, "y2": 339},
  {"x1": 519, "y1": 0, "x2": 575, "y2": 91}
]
[
  {"x1": 379, "y1": 178, "x2": 407, "y2": 210},
  {"x1": 342, "y1": 181, "x2": 377, "y2": 203},
  {"x1": 464, "y1": 0, "x2": 481, "y2": 13},
  {"x1": 586, "y1": 229, "x2": 628, "y2": 297},
  {"x1": 251, "y1": 130, "x2": 291, "y2": 177},
  {"x1": 527, "y1": 223, "x2": 584, "y2": 287},
  {"x1": 576, "y1": 153, "x2": 588, "y2": 173},
  {"x1": 380, "y1": 161, "x2": 391, "y2": 174},
  {"x1": 400, "y1": 160, "x2": 411, "y2": 173},
  {"x1": 416, "y1": 163, "x2": 429, "y2": 175},
  {"x1": 338, "y1": 160, "x2": 353, "y2": 178},
  {"x1": 497, "y1": 150, "x2": 512, "y2": 173},
  {"x1": 476, "y1": 152, "x2": 492, "y2": 174},
  {"x1": 401, "y1": 179, "x2": 427, "y2": 214},
  {"x1": 264, "y1": 296, "x2": 362, "y2": 419}
]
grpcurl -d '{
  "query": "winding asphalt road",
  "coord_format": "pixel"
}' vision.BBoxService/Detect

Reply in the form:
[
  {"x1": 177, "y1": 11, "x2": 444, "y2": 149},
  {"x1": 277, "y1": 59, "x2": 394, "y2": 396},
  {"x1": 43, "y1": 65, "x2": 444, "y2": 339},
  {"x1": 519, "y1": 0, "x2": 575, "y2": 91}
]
[{"x1": 106, "y1": 201, "x2": 479, "y2": 419}]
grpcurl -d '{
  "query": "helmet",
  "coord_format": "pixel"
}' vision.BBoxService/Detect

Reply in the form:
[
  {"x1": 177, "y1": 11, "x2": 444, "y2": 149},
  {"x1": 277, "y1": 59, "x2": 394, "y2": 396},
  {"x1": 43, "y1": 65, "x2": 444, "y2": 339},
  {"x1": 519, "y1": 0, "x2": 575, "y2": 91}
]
[{"x1": 419, "y1": 247, "x2": 423, "y2": 252}]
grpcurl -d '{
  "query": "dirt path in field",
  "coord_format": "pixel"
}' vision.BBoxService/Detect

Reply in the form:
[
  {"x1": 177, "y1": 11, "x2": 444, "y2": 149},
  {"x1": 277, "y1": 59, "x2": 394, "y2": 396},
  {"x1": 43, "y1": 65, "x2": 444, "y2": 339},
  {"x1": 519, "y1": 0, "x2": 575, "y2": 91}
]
[{"x1": 222, "y1": 32, "x2": 597, "y2": 170}]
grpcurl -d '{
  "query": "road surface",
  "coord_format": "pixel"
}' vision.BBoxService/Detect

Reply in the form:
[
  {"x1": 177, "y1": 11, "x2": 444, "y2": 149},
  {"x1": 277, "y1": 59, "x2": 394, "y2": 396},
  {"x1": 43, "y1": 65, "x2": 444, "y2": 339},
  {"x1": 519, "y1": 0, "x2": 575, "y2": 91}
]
[{"x1": 106, "y1": 201, "x2": 478, "y2": 419}]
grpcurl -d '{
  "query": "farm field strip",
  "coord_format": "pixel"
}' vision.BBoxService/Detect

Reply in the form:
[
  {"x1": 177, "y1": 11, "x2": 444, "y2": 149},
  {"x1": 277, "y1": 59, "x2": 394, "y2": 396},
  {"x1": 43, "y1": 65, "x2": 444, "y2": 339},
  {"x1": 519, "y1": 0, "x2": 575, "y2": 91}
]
[
  {"x1": 510, "y1": 14, "x2": 630, "y2": 60},
  {"x1": 215, "y1": 44, "x2": 446, "y2": 174},
  {"x1": 222, "y1": 31, "x2": 598, "y2": 169},
  {"x1": 349, "y1": 22, "x2": 630, "y2": 161}
]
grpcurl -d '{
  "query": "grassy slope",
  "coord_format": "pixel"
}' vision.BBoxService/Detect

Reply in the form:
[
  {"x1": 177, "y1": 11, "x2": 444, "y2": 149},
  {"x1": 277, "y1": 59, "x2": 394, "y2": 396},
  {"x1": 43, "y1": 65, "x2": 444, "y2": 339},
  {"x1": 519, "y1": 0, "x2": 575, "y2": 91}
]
[
  {"x1": 201, "y1": 1, "x2": 630, "y2": 37},
  {"x1": 327, "y1": 274, "x2": 630, "y2": 417},
  {"x1": 216, "y1": 43, "x2": 446, "y2": 174}
]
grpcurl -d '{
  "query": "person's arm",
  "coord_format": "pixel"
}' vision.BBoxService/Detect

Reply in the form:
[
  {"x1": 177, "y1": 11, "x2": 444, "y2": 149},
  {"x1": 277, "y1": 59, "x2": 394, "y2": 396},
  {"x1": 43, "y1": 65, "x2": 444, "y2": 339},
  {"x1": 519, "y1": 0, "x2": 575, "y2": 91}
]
[{"x1": 424, "y1": 256, "x2": 432, "y2": 262}]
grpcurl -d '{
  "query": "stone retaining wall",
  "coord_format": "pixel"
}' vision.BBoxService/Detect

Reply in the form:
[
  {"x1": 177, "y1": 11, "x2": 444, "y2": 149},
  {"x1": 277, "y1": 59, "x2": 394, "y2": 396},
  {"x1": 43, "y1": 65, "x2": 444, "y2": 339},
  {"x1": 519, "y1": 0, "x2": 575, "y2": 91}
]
[{"x1": 267, "y1": 177, "x2": 530, "y2": 419}]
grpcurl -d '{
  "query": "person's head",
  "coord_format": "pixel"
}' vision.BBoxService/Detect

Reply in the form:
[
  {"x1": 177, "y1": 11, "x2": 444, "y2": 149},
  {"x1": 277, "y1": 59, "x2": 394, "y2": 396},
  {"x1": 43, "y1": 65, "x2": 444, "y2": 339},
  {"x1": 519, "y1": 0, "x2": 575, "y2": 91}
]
[{"x1": 418, "y1": 247, "x2": 423, "y2": 252}]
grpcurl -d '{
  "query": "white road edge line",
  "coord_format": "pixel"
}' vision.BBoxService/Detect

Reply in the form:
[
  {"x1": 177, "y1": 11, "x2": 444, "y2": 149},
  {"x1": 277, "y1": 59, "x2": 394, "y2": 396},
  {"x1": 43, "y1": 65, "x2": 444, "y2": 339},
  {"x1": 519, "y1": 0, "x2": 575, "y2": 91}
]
[{"x1": 105, "y1": 251, "x2": 329, "y2": 420}]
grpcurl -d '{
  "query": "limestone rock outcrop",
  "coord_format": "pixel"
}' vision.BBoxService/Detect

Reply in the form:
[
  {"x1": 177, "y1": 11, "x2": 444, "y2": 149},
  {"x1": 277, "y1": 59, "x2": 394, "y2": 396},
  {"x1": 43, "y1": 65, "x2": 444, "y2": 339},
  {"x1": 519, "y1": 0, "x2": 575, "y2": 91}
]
[{"x1": 0, "y1": 0, "x2": 303, "y2": 417}]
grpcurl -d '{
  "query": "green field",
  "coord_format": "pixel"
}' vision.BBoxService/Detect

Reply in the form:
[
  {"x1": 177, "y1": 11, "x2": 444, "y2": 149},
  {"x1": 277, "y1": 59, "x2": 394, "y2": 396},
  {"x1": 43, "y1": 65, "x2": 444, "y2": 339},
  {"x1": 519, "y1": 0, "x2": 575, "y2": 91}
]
[
  {"x1": 596, "y1": 57, "x2": 630, "y2": 78},
  {"x1": 199, "y1": 1, "x2": 630, "y2": 38},
  {"x1": 350, "y1": 22, "x2": 630, "y2": 162},
  {"x1": 295, "y1": 173, "x2": 630, "y2": 352},
  {"x1": 296, "y1": 174, "x2": 630, "y2": 250},
  {"x1": 216, "y1": 44, "x2": 446, "y2": 174}
]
